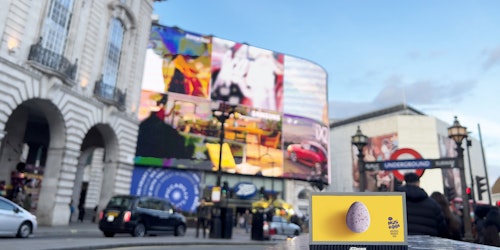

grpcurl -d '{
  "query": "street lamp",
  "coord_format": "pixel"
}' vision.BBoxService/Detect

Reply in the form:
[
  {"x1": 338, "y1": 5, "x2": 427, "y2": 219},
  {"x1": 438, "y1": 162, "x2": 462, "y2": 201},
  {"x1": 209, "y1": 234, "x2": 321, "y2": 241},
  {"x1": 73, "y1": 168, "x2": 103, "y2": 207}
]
[
  {"x1": 209, "y1": 97, "x2": 238, "y2": 239},
  {"x1": 448, "y1": 116, "x2": 473, "y2": 242},
  {"x1": 352, "y1": 126, "x2": 368, "y2": 192},
  {"x1": 210, "y1": 97, "x2": 239, "y2": 188}
]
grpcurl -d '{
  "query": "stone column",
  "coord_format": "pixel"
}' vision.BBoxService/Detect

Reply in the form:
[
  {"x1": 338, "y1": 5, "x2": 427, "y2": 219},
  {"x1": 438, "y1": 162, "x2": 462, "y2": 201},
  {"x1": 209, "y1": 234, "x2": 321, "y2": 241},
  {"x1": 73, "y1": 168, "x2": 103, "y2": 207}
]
[
  {"x1": 97, "y1": 159, "x2": 117, "y2": 218},
  {"x1": 36, "y1": 147, "x2": 65, "y2": 226}
]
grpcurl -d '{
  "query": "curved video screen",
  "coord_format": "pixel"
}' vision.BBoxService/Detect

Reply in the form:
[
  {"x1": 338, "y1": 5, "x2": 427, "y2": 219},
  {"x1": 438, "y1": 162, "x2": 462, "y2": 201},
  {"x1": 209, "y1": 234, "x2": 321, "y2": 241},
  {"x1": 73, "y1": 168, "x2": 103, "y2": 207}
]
[{"x1": 137, "y1": 24, "x2": 330, "y2": 184}]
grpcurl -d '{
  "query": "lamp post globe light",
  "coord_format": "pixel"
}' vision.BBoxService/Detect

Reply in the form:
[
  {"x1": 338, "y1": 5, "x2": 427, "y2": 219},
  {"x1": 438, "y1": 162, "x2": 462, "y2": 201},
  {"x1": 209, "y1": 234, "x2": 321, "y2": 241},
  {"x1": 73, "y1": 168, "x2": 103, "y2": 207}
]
[
  {"x1": 352, "y1": 126, "x2": 368, "y2": 192},
  {"x1": 448, "y1": 116, "x2": 473, "y2": 242}
]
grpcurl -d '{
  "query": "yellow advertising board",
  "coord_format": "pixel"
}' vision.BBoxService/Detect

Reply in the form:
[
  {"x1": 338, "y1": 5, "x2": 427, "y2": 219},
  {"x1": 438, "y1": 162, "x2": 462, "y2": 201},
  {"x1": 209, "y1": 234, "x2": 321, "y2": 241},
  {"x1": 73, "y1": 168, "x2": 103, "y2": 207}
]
[{"x1": 310, "y1": 192, "x2": 407, "y2": 250}]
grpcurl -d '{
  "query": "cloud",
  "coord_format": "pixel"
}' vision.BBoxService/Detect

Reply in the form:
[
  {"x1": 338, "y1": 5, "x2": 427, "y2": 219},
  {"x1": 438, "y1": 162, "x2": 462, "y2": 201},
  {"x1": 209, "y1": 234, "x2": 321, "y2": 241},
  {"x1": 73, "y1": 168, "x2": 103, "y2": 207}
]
[
  {"x1": 329, "y1": 101, "x2": 385, "y2": 120},
  {"x1": 482, "y1": 45, "x2": 500, "y2": 71},
  {"x1": 330, "y1": 78, "x2": 477, "y2": 119},
  {"x1": 407, "y1": 50, "x2": 446, "y2": 61},
  {"x1": 373, "y1": 78, "x2": 477, "y2": 106}
]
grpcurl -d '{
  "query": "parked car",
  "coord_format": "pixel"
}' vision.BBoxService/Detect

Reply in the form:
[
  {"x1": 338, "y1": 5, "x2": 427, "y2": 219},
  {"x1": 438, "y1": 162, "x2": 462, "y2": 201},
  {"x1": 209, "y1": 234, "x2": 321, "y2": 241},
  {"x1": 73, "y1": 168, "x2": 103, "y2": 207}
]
[
  {"x1": 269, "y1": 216, "x2": 301, "y2": 237},
  {"x1": 286, "y1": 141, "x2": 327, "y2": 172},
  {"x1": 98, "y1": 195, "x2": 186, "y2": 237},
  {"x1": 0, "y1": 196, "x2": 37, "y2": 238}
]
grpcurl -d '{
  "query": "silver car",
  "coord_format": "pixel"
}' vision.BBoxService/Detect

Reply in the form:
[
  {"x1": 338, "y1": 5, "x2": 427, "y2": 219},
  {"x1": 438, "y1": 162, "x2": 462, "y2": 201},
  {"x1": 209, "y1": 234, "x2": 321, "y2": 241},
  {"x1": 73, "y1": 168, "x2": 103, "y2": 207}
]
[
  {"x1": 269, "y1": 216, "x2": 301, "y2": 237},
  {"x1": 0, "y1": 196, "x2": 37, "y2": 238}
]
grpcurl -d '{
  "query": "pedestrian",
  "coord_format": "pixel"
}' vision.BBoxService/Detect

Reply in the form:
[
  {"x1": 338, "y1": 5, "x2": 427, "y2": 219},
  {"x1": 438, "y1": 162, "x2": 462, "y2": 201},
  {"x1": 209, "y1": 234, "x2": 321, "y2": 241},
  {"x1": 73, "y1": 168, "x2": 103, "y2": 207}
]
[
  {"x1": 78, "y1": 204, "x2": 85, "y2": 222},
  {"x1": 238, "y1": 213, "x2": 245, "y2": 228},
  {"x1": 15, "y1": 186, "x2": 25, "y2": 207},
  {"x1": 396, "y1": 173, "x2": 448, "y2": 237},
  {"x1": 473, "y1": 204, "x2": 490, "y2": 244},
  {"x1": 69, "y1": 200, "x2": 75, "y2": 223},
  {"x1": 23, "y1": 193, "x2": 32, "y2": 211},
  {"x1": 0, "y1": 180, "x2": 6, "y2": 197},
  {"x1": 430, "y1": 191, "x2": 462, "y2": 240},
  {"x1": 243, "y1": 209, "x2": 252, "y2": 233},
  {"x1": 195, "y1": 197, "x2": 210, "y2": 238},
  {"x1": 483, "y1": 207, "x2": 500, "y2": 247}
]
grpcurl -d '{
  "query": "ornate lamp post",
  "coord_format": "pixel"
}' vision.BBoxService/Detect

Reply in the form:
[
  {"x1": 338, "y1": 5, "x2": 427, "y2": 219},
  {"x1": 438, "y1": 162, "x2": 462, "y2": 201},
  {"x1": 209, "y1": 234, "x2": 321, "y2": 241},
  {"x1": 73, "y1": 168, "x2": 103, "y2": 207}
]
[
  {"x1": 352, "y1": 126, "x2": 368, "y2": 192},
  {"x1": 210, "y1": 98, "x2": 238, "y2": 187},
  {"x1": 448, "y1": 116, "x2": 473, "y2": 242},
  {"x1": 209, "y1": 97, "x2": 238, "y2": 239}
]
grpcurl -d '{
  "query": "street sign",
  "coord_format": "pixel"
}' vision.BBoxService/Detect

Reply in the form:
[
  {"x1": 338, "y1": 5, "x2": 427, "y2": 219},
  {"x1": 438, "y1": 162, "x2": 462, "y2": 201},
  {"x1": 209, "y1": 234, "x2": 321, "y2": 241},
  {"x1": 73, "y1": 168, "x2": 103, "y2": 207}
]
[
  {"x1": 383, "y1": 159, "x2": 432, "y2": 170},
  {"x1": 430, "y1": 158, "x2": 456, "y2": 169},
  {"x1": 364, "y1": 162, "x2": 382, "y2": 171},
  {"x1": 211, "y1": 186, "x2": 221, "y2": 202}
]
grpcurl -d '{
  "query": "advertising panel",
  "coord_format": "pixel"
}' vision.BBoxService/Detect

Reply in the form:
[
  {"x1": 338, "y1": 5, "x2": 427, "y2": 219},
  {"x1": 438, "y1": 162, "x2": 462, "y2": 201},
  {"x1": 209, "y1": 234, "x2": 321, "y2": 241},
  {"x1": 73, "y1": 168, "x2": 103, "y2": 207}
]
[
  {"x1": 352, "y1": 133, "x2": 398, "y2": 192},
  {"x1": 138, "y1": 24, "x2": 329, "y2": 184},
  {"x1": 130, "y1": 167, "x2": 201, "y2": 213},
  {"x1": 438, "y1": 134, "x2": 461, "y2": 199},
  {"x1": 310, "y1": 192, "x2": 407, "y2": 250},
  {"x1": 148, "y1": 25, "x2": 212, "y2": 97},
  {"x1": 211, "y1": 37, "x2": 284, "y2": 112},
  {"x1": 282, "y1": 115, "x2": 329, "y2": 184}
]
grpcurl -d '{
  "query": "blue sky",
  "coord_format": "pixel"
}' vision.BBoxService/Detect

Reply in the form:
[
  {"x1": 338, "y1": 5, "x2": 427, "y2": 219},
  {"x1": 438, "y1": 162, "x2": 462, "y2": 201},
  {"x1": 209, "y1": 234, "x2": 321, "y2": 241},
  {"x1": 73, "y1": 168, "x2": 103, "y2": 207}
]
[{"x1": 152, "y1": 0, "x2": 500, "y2": 188}]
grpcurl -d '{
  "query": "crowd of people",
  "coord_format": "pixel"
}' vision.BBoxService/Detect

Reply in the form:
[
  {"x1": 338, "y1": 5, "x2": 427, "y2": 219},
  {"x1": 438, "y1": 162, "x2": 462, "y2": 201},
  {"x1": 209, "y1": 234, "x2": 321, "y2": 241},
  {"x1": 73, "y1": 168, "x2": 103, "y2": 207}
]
[
  {"x1": 194, "y1": 197, "x2": 256, "y2": 238},
  {"x1": 0, "y1": 163, "x2": 35, "y2": 212},
  {"x1": 398, "y1": 172, "x2": 500, "y2": 247}
]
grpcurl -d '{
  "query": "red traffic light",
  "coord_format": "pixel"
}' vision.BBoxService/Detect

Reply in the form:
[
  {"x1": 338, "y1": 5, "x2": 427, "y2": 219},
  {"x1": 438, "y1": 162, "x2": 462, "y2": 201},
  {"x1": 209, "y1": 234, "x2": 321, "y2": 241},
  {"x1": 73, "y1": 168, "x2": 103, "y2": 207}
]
[
  {"x1": 466, "y1": 187, "x2": 471, "y2": 195},
  {"x1": 497, "y1": 200, "x2": 500, "y2": 207}
]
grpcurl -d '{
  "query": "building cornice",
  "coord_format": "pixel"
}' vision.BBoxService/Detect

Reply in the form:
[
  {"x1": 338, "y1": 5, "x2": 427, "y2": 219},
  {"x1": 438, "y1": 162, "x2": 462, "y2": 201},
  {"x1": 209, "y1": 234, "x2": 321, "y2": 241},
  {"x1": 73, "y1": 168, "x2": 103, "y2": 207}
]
[{"x1": 329, "y1": 104, "x2": 425, "y2": 128}]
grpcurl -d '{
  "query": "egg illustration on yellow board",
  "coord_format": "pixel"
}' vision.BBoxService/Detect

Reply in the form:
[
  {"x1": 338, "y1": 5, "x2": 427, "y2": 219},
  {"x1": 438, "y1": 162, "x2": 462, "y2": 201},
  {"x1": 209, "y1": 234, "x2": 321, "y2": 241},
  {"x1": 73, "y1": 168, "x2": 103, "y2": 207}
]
[{"x1": 345, "y1": 201, "x2": 370, "y2": 233}]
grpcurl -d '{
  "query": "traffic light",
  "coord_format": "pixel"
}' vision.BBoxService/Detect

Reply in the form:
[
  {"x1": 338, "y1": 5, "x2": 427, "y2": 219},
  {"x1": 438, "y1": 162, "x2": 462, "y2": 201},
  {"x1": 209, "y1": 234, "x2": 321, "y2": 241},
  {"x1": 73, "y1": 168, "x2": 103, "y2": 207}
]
[
  {"x1": 497, "y1": 200, "x2": 500, "y2": 207},
  {"x1": 466, "y1": 187, "x2": 472, "y2": 200},
  {"x1": 259, "y1": 186, "x2": 266, "y2": 199},
  {"x1": 475, "y1": 176, "x2": 487, "y2": 201},
  {"x1": 221, "y1": 181, "x2": 229, "y2": 198}
]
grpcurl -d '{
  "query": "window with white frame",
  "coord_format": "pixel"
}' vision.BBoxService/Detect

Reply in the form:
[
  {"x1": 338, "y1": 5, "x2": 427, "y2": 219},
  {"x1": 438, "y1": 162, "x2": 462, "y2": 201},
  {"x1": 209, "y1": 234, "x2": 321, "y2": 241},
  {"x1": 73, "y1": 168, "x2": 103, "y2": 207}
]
[
  {"x1": 41, "y1": 0, "x2": 74, "y2": 55},
  {"x1": 101, "y1": 18, "x2": 124, "y2": 99}
]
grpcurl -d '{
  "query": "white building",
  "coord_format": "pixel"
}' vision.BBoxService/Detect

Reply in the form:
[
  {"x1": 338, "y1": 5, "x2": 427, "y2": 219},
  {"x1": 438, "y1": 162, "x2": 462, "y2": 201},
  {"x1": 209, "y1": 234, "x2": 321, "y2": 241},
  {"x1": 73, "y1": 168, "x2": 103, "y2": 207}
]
[
  {"x1": 0, "y1": 0, "x2": 157, "y2": 226},
  {"x1": 329, "y1": 104, "x2": 491, "y2": 205}
]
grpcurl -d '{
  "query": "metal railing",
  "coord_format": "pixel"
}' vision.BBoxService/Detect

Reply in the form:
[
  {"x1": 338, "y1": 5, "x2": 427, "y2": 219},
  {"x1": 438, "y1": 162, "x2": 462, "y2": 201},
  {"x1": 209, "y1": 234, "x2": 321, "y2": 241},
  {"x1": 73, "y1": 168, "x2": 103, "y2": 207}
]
[
  {"x1": 93, "y1": 76, "x2": 126, "y2": 111},
  {"x1": 27, "y1": 38, "x2": 77, "y2": 83}
]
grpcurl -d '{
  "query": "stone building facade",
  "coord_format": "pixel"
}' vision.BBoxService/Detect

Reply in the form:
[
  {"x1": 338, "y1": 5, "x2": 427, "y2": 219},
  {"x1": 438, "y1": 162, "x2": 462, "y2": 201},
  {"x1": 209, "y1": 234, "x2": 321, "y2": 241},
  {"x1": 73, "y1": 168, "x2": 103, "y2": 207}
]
[{"x1": 0, "y1": 0, "x2": 156, "y2": 226}]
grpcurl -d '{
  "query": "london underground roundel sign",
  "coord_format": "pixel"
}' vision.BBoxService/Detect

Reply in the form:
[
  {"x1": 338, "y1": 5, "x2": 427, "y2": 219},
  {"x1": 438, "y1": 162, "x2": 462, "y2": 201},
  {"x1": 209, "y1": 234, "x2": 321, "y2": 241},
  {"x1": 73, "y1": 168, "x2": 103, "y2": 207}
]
[{"x1": 390, "y1": 148, "x2": 425, "y2": 181}]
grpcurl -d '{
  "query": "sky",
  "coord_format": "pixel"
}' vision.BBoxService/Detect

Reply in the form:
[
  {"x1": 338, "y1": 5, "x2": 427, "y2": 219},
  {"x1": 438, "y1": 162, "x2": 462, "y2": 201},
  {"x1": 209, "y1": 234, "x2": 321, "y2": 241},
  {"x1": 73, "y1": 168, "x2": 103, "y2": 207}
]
[{"x1": 151, "y1": 0, "x2": 500, "y2": 189}]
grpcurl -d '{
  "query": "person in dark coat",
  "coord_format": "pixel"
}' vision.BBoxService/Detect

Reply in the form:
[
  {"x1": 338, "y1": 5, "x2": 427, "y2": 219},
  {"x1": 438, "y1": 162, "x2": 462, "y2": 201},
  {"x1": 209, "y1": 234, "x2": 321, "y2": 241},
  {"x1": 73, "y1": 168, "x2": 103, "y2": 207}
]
[
  {"x1": 483, "y1": 207, "x2": 500, "y2": 247},
  {"x1": 430, "y1": 191, "x2": 462, "y2": 240},
  {"x1": 396, "y1": 173, "x2": 448, "y2": 237},
  {"x1": 195, "y1": 198, "x2": 211, "y2": 238}
]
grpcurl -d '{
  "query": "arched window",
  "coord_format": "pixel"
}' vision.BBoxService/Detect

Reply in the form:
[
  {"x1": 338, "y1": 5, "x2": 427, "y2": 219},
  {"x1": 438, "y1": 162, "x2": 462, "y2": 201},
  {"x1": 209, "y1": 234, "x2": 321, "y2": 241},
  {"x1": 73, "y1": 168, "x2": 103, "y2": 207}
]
[
  {"x1": 298, "y1": 189, "x2": 311, "y2": 200},
  {"x1": 41, "y1": 0, "x2": 74, "y2": 54},
  {"x1": 102, "y1": 18, "x2": 124, "y2": 98}
]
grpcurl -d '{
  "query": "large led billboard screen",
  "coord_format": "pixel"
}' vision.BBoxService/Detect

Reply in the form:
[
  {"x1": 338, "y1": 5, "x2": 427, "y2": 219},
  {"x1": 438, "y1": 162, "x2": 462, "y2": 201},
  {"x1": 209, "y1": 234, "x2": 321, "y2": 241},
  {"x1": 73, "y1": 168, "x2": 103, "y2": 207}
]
[{"x1": 137, "y1": 24, "x2": 330, "y2": 184}]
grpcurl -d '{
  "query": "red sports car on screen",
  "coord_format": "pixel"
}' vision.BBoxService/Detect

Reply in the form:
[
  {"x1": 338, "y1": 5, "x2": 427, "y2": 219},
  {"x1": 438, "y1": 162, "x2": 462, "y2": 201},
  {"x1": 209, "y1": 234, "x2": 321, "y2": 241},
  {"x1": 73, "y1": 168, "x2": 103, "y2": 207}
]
[{"x1": 286, "y1": 141, "x2": 327, "y2": 172}]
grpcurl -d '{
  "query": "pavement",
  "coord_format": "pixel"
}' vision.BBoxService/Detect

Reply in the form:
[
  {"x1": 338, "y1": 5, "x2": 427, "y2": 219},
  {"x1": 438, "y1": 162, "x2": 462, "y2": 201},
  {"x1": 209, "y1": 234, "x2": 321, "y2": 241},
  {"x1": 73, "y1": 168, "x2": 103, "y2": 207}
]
[
  {"x1": 0, "y1": 221, "x2": 304, "y2": 250},
  {"x1": 7, "y1": 222, "x2": 496, "y2": 250}
]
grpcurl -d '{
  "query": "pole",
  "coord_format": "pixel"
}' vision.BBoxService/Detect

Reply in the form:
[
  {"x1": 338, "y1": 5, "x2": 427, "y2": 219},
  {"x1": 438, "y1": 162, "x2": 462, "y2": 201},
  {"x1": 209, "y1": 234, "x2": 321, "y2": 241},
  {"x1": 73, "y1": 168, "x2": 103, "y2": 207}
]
[
  {"x1": 358, "y1": 151, "x2": 365, "y2": 192},
  {"x1": 217, "y1": 119, "x2": 225, "y2": 187},
  {"x1": 465, "y1": 139, "x2": 475, "y2": 206},
  {"x1": 210, "y1": 109, "x2": 226, "y2": 239},
  {"x1": 477, "y1": 124, "x2": 492, "y2": 205},
  {"x1": 456, "y1": 142, "x2": 474, "y2": 242}
]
